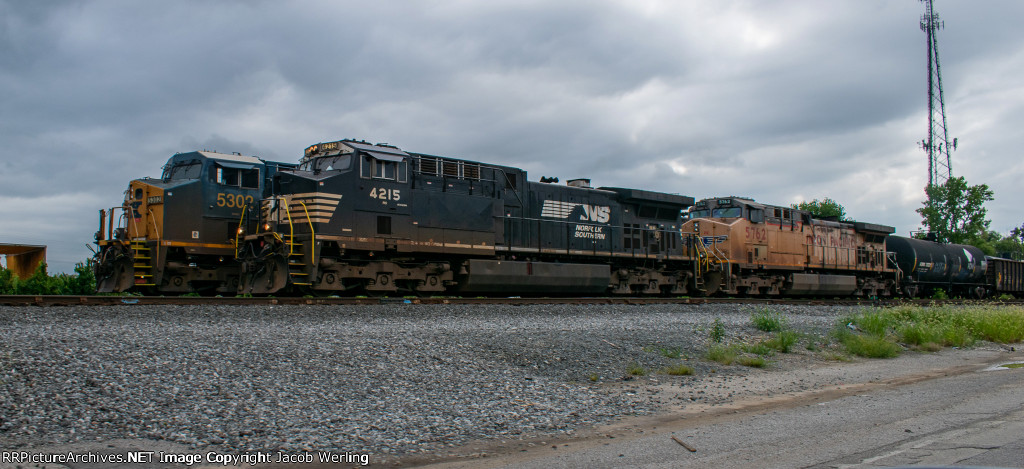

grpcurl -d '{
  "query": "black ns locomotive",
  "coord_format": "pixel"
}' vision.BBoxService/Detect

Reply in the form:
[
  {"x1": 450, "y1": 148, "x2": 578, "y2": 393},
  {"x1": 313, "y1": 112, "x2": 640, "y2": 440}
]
[{"x1": 237, "y1": 139, "x2": 702, "y2": 296}]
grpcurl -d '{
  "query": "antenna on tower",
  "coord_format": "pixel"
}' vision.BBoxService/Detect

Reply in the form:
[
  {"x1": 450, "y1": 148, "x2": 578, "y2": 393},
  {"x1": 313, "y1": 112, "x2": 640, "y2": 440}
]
[{"x1": 919, "y1": 0, "x2": 955, "y2": 188}]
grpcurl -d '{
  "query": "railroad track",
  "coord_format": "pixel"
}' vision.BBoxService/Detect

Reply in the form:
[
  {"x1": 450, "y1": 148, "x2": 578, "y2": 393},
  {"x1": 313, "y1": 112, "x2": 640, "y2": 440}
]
[{"x1": 0, "y1": 295, "x2": 1020, "y2": 307}]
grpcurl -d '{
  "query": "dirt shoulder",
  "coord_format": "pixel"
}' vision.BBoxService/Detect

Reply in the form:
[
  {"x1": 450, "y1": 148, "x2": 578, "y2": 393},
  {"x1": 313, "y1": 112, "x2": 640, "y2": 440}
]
[{"x1": 400, "y1": 343, "x2": 1023, "y2": 468}]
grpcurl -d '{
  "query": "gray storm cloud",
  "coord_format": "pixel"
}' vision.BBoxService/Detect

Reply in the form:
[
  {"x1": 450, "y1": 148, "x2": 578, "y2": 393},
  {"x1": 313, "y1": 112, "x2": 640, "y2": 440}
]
[{"x1": 1, "y1": 0, "x2": 1022, "y2": 272}]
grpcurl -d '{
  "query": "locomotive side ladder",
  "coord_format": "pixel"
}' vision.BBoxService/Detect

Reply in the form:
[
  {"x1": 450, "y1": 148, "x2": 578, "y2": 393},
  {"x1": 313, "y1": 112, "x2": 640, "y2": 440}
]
[
  {"x1": 690, "y1": 233, "x2": 731, "y2": 294},
  {"x1": 126, "y1": 211, "x2": 156, "y2": 287},
  {"x1": 283, "y1": 199, "x2": 316, "y2": 287},
  {"x1": 131, "y1": 240, "x2": 155, "y2": 287}
]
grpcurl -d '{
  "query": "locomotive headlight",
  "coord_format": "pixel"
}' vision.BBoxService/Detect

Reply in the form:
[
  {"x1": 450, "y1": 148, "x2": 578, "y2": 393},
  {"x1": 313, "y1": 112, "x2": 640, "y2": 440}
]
[
  {"x1": 237, "y1": 227, "x2": 244, "y2": 235},
  {"x1": 263, "y1": 223, "x2": 271, "y2": 231}
]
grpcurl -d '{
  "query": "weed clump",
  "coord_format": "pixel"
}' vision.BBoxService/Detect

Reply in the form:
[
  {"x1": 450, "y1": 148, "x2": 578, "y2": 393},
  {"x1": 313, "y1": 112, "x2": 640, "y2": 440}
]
[
  {"x1": 663, "y1": 364, "x2": 695, "y2": 376},
  {"x1": 836, "y1": 305, "x2": 1024, "y2": 358},
  {"x1": 764, "y1": 330, "x2": 800, "y2": 353},
  {"x1": 751, "y1": 308, "x2": 786, "y2": 332},
  {"x1": 627, "y1": 363, "x2": 647, "y2": 376},
  {"x1": 710, "y1": 318, "x2": 726, "y2": 343},
  {"x1": 705, "y1": 344, "x2": 736, "y2": 365}
]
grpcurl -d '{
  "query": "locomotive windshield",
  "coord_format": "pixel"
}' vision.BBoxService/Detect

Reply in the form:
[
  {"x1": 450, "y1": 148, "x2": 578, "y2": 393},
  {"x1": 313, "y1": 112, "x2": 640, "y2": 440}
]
[
  {"x1": 300, "y1": 154, "x2": 353, "y2": 172},
  {"x1": 712, "y1": 207, "x2": 742, "y2": 218},
  {"x1": 162, "y1": 161, "x2": 202, "y2": 181}
]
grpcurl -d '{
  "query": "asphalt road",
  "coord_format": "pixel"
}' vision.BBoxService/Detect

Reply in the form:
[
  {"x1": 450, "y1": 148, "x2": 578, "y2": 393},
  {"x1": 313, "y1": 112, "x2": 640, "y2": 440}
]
[{"x1": 421, "y1": 349, "x2": 1024, "y2": 469}]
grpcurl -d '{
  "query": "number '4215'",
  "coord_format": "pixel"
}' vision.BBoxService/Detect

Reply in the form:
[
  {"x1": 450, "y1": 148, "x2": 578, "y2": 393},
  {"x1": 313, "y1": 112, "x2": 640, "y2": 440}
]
[{"x1": 369, "y1": 187, "x2": 400, "y2": 201}]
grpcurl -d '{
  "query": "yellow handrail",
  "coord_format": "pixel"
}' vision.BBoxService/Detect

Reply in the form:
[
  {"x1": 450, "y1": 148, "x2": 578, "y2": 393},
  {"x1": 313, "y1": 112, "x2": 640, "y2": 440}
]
[
  {"x1": 283, "y1": 196, "x2": 296, "y2": 256},
  {"x1": 298, "y1": 200, "x2": 315, "y2": 266},
  {"x1": 235, "y1": 205, "x2": 246, "y2": 258}
]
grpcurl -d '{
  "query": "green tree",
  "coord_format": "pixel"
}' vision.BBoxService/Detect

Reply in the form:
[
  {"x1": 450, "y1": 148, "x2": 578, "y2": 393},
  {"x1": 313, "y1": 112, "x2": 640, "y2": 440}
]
[
  {"x1": 0, "y1": 260, "x2": 96, "y2": 295},
  {"x1": 792, "y1": 198, "x2": 847, "y2": 221},
  {"x1": 0, "y1": 266, "x2": 15, "y2": 294},
  {"x1": 18, "y1": 262, "x2": 54, "y2": 295},
  {"x1": 917, "y1": 177, "x2": 994, "y2": 245}
]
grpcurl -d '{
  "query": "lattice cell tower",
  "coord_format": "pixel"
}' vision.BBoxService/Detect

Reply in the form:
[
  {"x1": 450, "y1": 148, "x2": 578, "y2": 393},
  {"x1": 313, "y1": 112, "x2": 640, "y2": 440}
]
[{"x1": 919, "y1": 0, "x2": 956, "y2": 188}]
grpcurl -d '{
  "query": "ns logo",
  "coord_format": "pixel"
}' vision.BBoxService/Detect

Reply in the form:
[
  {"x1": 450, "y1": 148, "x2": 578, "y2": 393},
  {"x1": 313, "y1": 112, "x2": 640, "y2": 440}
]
[{"x1": 581, "y1": 205, "x2": 611, "y2": 223}]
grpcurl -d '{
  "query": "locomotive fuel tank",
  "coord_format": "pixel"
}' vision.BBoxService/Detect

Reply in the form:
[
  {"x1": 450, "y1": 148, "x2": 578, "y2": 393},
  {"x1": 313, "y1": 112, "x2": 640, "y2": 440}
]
[{"x1": 886, "y1": 236, "x2": 986, "y2": 285}]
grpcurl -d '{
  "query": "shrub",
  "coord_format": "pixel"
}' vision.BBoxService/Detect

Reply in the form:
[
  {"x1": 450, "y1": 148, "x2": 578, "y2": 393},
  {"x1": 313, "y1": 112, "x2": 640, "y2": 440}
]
[
  {"x1": 0, "y1": 267, "x2": 14, "y2": 294},
  {"x1": 0, "y1": 261, "x2": 96, "y2": 295},
  {"x1": 751, "y1": 308, "x2": 786, "y2": 332},
  {"x1": 710, "y1": 318, "x2": 726, "y2": 343},
  {"x1": 627, "y1": 363, "x2": 647, "y2": 376},
  {"x1": 765, "y1": 330, "x2": 800, "y2": 353}
]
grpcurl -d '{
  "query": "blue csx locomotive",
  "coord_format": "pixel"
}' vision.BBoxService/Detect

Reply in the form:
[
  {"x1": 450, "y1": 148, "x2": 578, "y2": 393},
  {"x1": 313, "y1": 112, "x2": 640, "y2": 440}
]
[
  {"x1": 94, "y1": 151, "x2": 295, "y2": 294},
  {"x1": 236, "y1": 140, "x2": 702, "y2": 295}
]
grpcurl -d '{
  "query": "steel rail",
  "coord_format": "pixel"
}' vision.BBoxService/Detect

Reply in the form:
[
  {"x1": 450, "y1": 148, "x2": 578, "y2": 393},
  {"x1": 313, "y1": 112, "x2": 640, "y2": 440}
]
[{"x1": 0, "y1": 295, "x2": 1021, "y2": 307}]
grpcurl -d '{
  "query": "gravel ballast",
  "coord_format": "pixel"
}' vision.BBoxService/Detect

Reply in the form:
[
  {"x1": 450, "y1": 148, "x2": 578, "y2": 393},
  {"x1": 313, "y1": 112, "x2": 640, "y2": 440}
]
[{"x1": 0, "y1": 303, "x2": 861, "y2": 459}]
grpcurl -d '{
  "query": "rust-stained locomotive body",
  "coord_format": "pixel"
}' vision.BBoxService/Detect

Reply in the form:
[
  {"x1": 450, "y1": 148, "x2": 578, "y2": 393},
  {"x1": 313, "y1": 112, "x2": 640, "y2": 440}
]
[{"x1": 682, "y1": 197, "x2": 896, "y2": 296}]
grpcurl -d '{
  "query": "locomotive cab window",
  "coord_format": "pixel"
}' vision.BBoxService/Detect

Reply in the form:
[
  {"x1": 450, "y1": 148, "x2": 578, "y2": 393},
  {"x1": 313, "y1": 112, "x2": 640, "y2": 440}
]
[
  {"x1": 303, "y1": 154, "x2": 352, "y2": 172},
  {"x1": 213, "y1": 164, "x2": 260, "y2": 189},
  {"x1": 361, "y1": 154, "x2": 407, "y2": 183},
  {"x1": 712, "y1": 207, "x2": 742, "y2": 218},
  {"x1": 162, "y1": 161, "x2": 202, "y2": 181}
]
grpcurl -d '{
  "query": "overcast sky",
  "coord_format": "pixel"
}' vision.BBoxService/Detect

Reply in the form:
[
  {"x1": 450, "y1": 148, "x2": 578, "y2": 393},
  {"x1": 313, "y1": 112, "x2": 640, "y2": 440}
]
[{"x1": 2, "y1": 0, "x2": 1022, "y2": 274}]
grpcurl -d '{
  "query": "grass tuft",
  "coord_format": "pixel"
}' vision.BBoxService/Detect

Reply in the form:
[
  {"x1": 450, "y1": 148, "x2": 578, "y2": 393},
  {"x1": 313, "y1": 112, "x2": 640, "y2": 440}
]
[
  {"x1": 764, "y1": 330, "x2": 800, "y2": 353},
  {"x1": 737, "y1": 355, "x2": 767, "y2": 368},
  {"x1": 627, "y1": 363, "x2": 647, "y2": 376},
  {"x1": 706, "y1": 344, "x2": 737, "y2": 365},
  {"x1": 839, "y1": 331, "x2": 902, "y2": 358},
  {"x1": 751, "y1": 308, "x2": 786, "y2": 332},
  {"x1": 658, "y1": 346, "x2": 684, "y2": 359},
  {"x1": 663, "y1": 364, "x2": 695, "y2": 376}
]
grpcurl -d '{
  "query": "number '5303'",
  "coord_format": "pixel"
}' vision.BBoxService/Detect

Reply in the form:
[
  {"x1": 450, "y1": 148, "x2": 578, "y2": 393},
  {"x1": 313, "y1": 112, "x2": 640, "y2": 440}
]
[{"x1": 217, "y1": 193, "x2": 254, "y2": 208}]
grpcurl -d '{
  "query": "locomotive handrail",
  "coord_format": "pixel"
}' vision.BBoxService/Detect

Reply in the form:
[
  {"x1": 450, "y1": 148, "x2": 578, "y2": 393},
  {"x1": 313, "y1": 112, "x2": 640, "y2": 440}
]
[
  {"x1": 283, "y1": 196, "x2": 296, "y2": 257},
  {"x1": 147, "y1": 208, "x2": 160, "y2": 241},
  {"x1": 298, "y1": 200, "x2": 315, "y2": 273},
  {"x1": 147, "y1": 207, "x2": 161, "y2": 274},
  {"x1": 235, "y1": 205, "x2": 247, "y2": 259}
]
